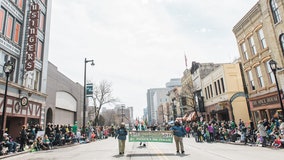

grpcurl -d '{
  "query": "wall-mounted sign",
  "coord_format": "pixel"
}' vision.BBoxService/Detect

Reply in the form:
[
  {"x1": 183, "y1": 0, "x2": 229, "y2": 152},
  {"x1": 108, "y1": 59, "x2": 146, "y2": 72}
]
[
  {"x1": 25, "y1": 3, "x2": 40, "y2": 71},
  {"x1": 252, "y1": 95, "x2": 280, "y2": 107},
  {"x1": 20, "y1": 97, "x2": 29, "y2": 106}
]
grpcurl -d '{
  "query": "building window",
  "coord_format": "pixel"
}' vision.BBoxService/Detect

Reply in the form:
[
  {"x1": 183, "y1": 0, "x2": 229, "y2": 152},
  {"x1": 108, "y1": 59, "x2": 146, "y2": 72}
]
[
  {"x1": 207, "y1": 86, "x2": 210, "y2": 98},
  {"x1": 5, "y1": 15, "x2": 14, "y2": 39},
  {"x1": 217, "y1": 80, "x2": 221, "y2": 94},
  {"x1": 210, "y1": 84, "x2": 213, "y2": 98},
  {"x1": 248, "y1": 70, "x2": 255, "y2": 90},
  {"x1": 13, "y1": 21, "x2": 21, "y2": 44},
  {"x1": 249, "y1": 36, "x2": 257, "y2": 55},
  {"x1": 39, "y1": 12, "x2": 45, "y2": 32},
  {"x1": 220, "y1": 78, "x2": 225, "y2": 93},
  {"x1": 241, "y1": 42, "x2": 249, "y2": 60},
  {"x1": 256, "y1": 66, "x2": 264, "y2": 88},
  {"x1": 214, "y1": 81, "x2": 218, "y2": 96},
  {"x1": 258, "y1": 29, "x2": 267, "y2": 49},
  {"x1": 0, "y1": 51, "x2": 16, "y2": 82},
  {"x1": 0, "y1": 52, "x2": 8, "y2": 78},
  {"x1": 266, "y1": 61, "x2": 276, "y2": 84},
  {"x1": 270, "y1": 0, "x2": 281, "y2": 24},
  {"x1": 17, "y1": 0, "x2": 23, "y2": 10},
  {"x1": 37, "y1": 40, "x2": 43, "y2": 60},
  {"x1": 0, "y1": 8, "x2": 6, "y2": 33},
  {"x1": 205, "y1": 87, "x2": 208, "y2": 99},
  {"x1": 34, "y1": 70, "x2": 40, "y2": 91},
  {"x1": 41, "y1": 0, "x2": 46, "y2": 5},
  {"x1": 280, "y1": 33, "x2": 284, "y2": 56}
]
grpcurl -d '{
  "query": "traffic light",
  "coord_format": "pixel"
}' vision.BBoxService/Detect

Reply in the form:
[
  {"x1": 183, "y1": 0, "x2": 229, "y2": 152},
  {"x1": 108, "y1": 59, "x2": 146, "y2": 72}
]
[{"x1": 181, "y1": 97, "x2": 187, "y2": 106}]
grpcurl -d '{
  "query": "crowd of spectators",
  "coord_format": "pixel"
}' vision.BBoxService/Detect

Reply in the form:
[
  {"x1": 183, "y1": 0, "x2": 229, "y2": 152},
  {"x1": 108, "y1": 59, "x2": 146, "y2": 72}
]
[
  {"x1": 185, "y1": 117, "x2": 284, "y2": 148},
  {"x1": 0, "y1": 122, "x2": 117, "y2": 155}
]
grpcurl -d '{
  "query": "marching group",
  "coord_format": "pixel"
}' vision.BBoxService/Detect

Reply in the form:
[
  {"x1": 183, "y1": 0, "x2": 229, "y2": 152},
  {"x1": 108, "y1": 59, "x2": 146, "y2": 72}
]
[{"x1": 115, "y1": 117, "x2": 284, "y2": 156}]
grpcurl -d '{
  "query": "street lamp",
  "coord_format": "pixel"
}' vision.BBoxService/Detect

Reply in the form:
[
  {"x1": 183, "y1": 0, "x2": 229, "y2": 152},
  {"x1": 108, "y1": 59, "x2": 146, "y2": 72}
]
[
  {"x1": 121, "y1": 105, "x2": 125, "y2": 122},
  {"x1": 1, "y1": 61, "x2": 14, "y2": 141},
  {"x1": 269, "y1": 59, "x2": 284, "y2": 119},
  {"x1": 83, "y1": 58, "x2": 94, "y2": 134}
]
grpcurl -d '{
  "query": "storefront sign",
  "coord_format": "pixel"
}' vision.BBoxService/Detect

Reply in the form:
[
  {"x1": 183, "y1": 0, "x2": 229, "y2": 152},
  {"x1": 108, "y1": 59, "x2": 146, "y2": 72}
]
[
  {"x1": 129, "y1": 131, "x2": 173, "y2": 143},
  {"x1": 25, "y1": 3, "x2": 40, "y2": 71},
  {"x1": 0, "y1": 95, "x2": 42, "y2": 117},
  {"x1": 252, "y1": 95, "x2": 280, "y2": 107}
]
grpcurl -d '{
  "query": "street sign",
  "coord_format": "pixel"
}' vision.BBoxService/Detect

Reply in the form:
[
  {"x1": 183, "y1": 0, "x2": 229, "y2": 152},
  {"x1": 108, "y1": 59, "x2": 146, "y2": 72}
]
[{"x1": 86, "y1": 83, "x2": 93, "y2": 97}]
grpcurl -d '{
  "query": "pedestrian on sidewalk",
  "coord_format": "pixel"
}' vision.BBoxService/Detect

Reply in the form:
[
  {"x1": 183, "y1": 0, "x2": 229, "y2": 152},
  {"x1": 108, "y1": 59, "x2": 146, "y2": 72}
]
[
  {"x1": 19, "y1": 125, "x2": 27, "y2": 152},
  {"x1": 115, "y1": 122, "x2": 128, "y2": 155},
  {"x1": 257, "y1": 120, "x2": 267, "y2": 147},
  {"x1": 170, "y1": 120, "x2": 186, "y2": 154}
]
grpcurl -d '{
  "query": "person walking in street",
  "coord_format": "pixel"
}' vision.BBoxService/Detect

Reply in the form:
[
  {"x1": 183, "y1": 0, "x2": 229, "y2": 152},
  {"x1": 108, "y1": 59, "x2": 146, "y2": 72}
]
[
  {"x1": 115, "y1": 122, "x2": 128, "y2": 155},
  {"x1": 138, "y1": 120, "x2": 147, "y2": 147},
  {"x1": 170, "y1": 120, "x2": 186, "y2": 154}
]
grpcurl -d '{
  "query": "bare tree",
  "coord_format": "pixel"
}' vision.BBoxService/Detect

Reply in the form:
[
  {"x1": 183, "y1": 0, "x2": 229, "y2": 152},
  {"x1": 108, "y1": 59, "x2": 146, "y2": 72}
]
[
  {"x1": 181, "y1": 79, "x2": 198, "y2": 121},
  {"x1": 92, "y1": 80, "x2": 116, "y2": 126}
]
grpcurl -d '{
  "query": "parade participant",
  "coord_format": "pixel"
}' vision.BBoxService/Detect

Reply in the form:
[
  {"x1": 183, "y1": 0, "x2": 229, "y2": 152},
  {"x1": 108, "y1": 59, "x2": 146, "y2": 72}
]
[
  {"x1": 138, "y1": 120, "x2": 147, "y2": 146},
  {"x1": 115, "y1": 122, "x2": 128, "y2": 155},
  {"x1": 170, "y1": 120, "x2": 186, "y2": 154}
]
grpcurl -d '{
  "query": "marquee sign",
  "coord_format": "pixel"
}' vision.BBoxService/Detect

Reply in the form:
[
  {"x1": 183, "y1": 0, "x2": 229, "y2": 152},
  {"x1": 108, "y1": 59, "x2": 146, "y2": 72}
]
[{"x1": 25, "y1": 3, "x2": 40, "y2": 71}]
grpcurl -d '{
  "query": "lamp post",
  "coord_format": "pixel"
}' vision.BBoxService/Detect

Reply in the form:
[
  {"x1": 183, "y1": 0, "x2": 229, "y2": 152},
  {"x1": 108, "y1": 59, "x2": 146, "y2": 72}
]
[
  {"x1": 1, "y1": 61, "x2": 14, "y2": 141},
  {"x1": 269, "y1": 59, "x2": 284, "y2": 119},
  {"x1": 83, "y1": 58, "x2": 94, "y2": 134},
  {"x1": 121, "y1": 105, "x2": 125, "y2": 122}
]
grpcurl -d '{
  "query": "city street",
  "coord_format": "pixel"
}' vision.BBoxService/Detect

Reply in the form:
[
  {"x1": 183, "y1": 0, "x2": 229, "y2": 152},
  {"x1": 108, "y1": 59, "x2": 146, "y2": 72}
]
[{"x1": 3, "y1": 137, "x2": 283, "y2": 160}]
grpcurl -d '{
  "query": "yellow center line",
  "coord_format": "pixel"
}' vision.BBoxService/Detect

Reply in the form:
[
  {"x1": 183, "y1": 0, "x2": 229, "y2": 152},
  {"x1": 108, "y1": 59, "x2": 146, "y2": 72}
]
[{"x1": 149, "y1": 142, "x2": 170, "y2": 160}]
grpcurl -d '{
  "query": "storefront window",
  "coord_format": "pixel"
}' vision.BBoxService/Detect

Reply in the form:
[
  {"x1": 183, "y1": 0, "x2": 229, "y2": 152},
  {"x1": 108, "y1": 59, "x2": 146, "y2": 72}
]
[
  {"x1": 260, "y1": 110, "x2": 268, "y2": 120},
  {"x1": 253, "y1": 111, "x2": 260, "y2": 123}
]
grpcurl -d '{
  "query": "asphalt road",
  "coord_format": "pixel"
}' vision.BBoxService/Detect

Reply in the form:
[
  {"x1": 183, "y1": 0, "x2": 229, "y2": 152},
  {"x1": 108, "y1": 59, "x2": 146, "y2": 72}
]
[{"x1": 2, "y1": 137, "x2": 283, "y2": 160}]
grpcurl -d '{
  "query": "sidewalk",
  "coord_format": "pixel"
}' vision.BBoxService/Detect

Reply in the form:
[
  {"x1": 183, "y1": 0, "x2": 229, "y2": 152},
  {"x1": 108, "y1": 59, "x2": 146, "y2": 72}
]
[{"x1": 0, "y1": 141, "x2": 81, "y2": 159}]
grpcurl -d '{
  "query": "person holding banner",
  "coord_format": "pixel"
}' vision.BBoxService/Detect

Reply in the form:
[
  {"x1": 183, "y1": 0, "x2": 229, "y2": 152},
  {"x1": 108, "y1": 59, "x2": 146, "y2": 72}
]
[
  {"x1": 115, "y1": 122, "x2": 128, "y2": 155},
  {"x1": 170, "y1": 120, "x2": 186, "y2": 154},
  {"x1": 138, "y1": 120, "x2": 147, "y2": 147}
]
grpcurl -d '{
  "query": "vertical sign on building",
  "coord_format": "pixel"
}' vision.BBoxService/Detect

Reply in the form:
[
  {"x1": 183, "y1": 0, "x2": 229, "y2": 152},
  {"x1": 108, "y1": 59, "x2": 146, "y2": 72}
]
[{"x1": 25, "y1": 3, "x2": 40, "y2": 71}]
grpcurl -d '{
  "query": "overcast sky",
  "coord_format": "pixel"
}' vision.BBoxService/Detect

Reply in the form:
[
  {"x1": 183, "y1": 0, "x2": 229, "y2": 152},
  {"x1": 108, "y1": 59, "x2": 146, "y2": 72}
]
[{"x1": 48, "y1": 0, "x2": 258, "y2": 118}]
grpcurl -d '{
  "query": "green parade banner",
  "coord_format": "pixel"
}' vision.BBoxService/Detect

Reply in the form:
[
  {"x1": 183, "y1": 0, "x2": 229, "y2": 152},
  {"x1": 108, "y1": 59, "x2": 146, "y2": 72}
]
[{"x1": 128, "y1": 131, "x2": 173, "y2": 143}]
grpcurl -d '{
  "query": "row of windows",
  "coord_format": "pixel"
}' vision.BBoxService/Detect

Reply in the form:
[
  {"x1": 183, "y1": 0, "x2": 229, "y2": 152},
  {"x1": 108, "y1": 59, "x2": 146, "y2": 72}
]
[
  {"x1": 241, "y1": 28, "x2": 267, "y2": 61},
  {"x1": 0, "y1": 7, "x2": 21, "y2": 44},
  {"x1": 241, "y1": 0, "x2": 284, "y2": 61},
  {"x1": 247, "y1": 61, "x2": 276, "y2": 91},
  {"x1": 204, "y1": 78, "x2": 225, "y2": 100},
  {"x1": 10, "y1": 0, "x2": 24, "y2": 11},
  {"x1": 10, "y1": 0, "x2": 47, "y2": 11},
  {"x1": 0, "y1": 51, "x2": 41, "y2": 91},
  {"x1": 270, "y1": 0, "x2": 282, "y2": 24},
  {"x1": 0, "y1": 5, "x2": 45, "y2": 59}
]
